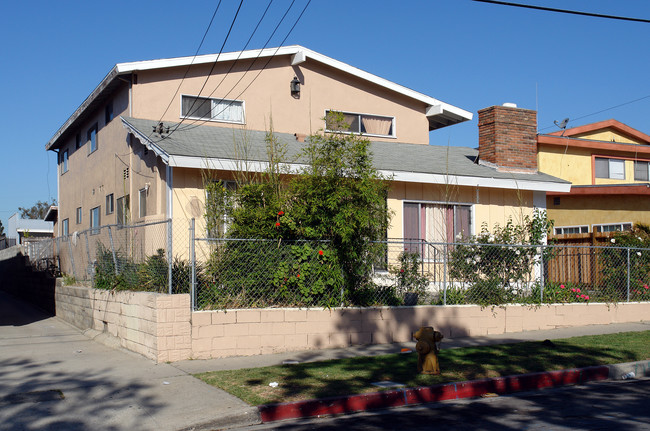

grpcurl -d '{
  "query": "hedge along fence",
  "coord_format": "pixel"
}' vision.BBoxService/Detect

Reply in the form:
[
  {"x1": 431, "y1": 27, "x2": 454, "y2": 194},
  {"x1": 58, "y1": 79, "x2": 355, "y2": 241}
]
[{"x1": 187, "y1": 235, "x2": 650, "y2": 310}]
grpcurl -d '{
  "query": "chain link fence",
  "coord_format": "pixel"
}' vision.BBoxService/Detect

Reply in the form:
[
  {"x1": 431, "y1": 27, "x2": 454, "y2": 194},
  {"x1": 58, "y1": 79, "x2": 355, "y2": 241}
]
[
  {"x1": 188, "y1": 231, "x2": 650, "y2": 309},
  {"x1": 28, "y1": 221, "x2": 650, "y2": 309},
  {"x1": 29, "y1": 219, "x2": 191, "y2": 294}
]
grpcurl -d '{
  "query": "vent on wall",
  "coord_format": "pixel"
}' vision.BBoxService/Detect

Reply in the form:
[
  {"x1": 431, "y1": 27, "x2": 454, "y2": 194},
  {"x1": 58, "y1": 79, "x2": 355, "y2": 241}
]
[{"x1": 123, "y1": 168, "x2": 129, "y2": 180}]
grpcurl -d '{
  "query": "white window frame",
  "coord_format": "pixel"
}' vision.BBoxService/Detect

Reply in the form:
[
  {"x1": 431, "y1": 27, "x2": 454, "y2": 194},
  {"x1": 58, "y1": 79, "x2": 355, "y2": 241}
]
[
  {"x1": 90, "y1": 206, "x2": 100, "y2": 235},
  {"x1": 554, "y1": 225, "x2": 589, "y2": 235},
  {"x1": 139, "y1": 188, "x2": 147, "y2": 218},
  {"x1": 325, "y1": 110, "x2": 396, "y2": 138},
  {"x1": 593, "y1": 222, "x2": 632, "y2": 233},
  {"x1": 180, "y1": 94, "x2": 245, "y2": 124}
]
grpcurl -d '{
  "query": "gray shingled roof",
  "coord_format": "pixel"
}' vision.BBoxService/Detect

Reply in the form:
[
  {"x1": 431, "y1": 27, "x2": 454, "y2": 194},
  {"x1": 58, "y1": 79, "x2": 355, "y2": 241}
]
[{"x1": 122, "y1": 116, "x2": 568, "y2": 185}]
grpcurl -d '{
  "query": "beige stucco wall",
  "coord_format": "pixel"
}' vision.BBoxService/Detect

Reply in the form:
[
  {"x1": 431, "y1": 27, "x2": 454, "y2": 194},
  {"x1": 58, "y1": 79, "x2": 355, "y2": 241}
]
[
  {"x1": 57, "y1": 83, "x2": 169, "y2": 241},
  {"x1": 573, "y1": 130, "x2": 645, "y2": 145},
  {"x1": 131, "y1": 56, "x2": 430, "y2": 145}
]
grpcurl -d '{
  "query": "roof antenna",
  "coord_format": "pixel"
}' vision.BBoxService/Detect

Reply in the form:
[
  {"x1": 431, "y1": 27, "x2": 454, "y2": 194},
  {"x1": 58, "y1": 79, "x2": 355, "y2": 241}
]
[{"x1": 554, "y1": 118, "x2": 569, "y2": 136}]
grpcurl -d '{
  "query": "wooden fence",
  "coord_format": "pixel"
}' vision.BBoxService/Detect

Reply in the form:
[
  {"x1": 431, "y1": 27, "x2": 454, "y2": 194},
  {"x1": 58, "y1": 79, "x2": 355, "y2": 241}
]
[{"x1": 546, "y1": 232, "x2": 617, "y2": 286}]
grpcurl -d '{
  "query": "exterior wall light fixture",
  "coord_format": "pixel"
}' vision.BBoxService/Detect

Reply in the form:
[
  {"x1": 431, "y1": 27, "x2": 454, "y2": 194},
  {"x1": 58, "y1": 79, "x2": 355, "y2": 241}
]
[{"x1": 290, "y1": 76, "x2": 300, "y2": 98}]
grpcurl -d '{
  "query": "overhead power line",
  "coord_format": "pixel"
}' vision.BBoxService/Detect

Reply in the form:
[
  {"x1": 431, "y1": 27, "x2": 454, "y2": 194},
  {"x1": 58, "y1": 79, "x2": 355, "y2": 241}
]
[
  {"x1": 471, "y1": 0, "x2": 650, "y2": 23},
  {"x1": 165, "y1": 0, "x2": 246, "y2": 139},
  {"x1": 176, "y1": 0, "x2": 312, "y2": 134},
  {"x1": 538, "y1": 94, "x2": 650, "y2": 132},
  {"x1": 149, "y1": 0, "x2": 224, "y2": 138}
]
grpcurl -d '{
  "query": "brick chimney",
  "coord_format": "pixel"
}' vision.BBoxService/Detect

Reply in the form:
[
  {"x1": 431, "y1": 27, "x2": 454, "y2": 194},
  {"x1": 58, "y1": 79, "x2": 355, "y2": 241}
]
[{"x1": 478, "y1": 104, "x2": 537, "y2": 172}]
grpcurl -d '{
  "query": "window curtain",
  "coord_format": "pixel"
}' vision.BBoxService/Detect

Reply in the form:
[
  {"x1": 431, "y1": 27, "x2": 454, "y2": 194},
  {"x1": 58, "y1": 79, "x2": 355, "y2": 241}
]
[
  {"x1": 362, "y1": 115, "x2": 392, "y2": 135},
  {"x1": 213, "y1": 100, "x2": 243, "y2": 123}
]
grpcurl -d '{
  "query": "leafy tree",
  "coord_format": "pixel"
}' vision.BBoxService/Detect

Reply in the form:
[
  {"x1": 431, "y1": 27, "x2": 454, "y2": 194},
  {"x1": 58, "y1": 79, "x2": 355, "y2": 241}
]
[
  {"x1": 204, "y1": 112, "x2": 392, "y2": 306},
  {"x1": 284, "y1": 112, "x2": 391, "y2": 298},
  {"x1": 18, "y1": 199, "x2": 57, "y2": 219}
]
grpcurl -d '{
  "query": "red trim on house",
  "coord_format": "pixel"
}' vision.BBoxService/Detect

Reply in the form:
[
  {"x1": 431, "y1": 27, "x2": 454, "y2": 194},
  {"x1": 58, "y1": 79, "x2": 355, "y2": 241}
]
[
  {"x1": 547, "y1": 184, "x2": 650, "y2": 197},
  {"x1": 547, "y1": 119, "x2": 650, "y2": 143},
  {"x1": 537, "y1": 135, "x2": 650, "y2": 156}
]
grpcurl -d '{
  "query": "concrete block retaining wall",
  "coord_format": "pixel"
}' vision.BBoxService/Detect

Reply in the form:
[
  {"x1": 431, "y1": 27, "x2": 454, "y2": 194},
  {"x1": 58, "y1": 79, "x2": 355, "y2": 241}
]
[
  {"x1": 52, "y1": 282, "x2": 650, "y2": 362},
  {"x1": 55, "y1": 284, "x2": 190, "y2": 362},
  {"x1": 190, "y1": 302, "x2": 650, "y2": 359}
]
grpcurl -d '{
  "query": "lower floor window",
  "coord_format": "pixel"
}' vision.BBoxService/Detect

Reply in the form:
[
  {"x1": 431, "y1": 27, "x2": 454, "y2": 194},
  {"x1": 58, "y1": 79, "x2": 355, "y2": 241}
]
[
  {"x1": 554, "y1": 226, "x2": 588, "y2": 235},
  {"x1": 594, "y1": 223, "x2": 632, "y2": 233},
  {"x1": 117, "y1": 195, "x2": 130, "y2": 225},
  {"x1": 403, "y1": 202, "x2": 471, "y2": 257},
  {"x1": 90, "y1": 206, "x2": 100, "y2": 235}
]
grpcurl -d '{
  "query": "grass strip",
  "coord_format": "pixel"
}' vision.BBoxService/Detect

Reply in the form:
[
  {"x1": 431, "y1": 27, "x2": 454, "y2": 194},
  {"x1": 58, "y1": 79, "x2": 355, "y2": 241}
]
[{"x1": 195, "y1": 330, "x2": 650, "y2": 406}]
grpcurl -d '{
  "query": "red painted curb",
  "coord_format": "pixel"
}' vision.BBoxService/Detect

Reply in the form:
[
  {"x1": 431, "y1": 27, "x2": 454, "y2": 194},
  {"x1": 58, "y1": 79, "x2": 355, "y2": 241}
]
[{"x1": 258, "y1": 365, "x2": 610, "y2": 423}]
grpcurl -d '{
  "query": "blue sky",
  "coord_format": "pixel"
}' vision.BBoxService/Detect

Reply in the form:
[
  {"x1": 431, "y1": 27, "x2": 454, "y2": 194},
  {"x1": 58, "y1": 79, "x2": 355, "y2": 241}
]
[{"x1": 1, "y1": 0, "x2": 649, "y2": 229}]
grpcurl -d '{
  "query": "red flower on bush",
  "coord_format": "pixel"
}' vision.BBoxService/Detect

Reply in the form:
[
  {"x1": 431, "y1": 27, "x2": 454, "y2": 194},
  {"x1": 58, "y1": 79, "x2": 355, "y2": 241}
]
[
  {"x1": 278, "y1": 211, "x2": 284, "y2": 216},
  {"x1": 560, "y1": 284, "x2": 566, "y2": 289},
  {"x1": 644, "y1": 284, "x2": 649, "y2": 290},
  {"x1": 275, "y1": 222, "x2": 281, "y2": 227},
  {"x1": 576, "y1": 288, "x2": 581, "y2": 293},
  {"x1": 318, "y1": 250, "x2": 324, "y2": 256},
  {"x1": 296, "y1": 274, "x2": 300, "y2": 278}
]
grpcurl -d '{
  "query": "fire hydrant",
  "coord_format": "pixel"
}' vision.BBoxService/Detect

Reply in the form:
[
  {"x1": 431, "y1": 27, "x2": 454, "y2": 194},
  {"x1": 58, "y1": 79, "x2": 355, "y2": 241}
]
[{"x1": 414, "y1": 326, "x2": 444, "y2": 375}]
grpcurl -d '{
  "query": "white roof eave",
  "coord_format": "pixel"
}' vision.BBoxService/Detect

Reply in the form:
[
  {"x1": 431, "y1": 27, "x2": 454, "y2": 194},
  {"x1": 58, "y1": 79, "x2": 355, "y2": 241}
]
[{"x1": 166, "y1": 155, "x2": 569, "y2": 193}]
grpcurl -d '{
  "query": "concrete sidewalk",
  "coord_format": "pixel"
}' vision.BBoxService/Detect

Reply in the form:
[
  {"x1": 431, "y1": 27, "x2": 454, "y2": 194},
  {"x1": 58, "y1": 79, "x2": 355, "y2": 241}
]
[
  {"x1": 0, "y1": 290, "x2": 259, "y2": 431},
  {"x1": 1, "y1": 288, "x2": 648, "y2": 431}
]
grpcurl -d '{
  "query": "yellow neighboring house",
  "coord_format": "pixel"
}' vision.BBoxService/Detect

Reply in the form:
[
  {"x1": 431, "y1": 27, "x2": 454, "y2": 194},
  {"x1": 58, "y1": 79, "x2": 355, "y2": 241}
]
[
  {"x1": 538, "y1": 119, "x2": 650, "y2": 234},
  {"x1": 46, "y1": 46, "x2": 569, "y2": 256}
]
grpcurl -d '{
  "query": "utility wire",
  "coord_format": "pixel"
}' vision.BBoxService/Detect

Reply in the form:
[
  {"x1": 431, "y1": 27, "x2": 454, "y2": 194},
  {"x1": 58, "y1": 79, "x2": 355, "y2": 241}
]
[
  {"x1": 165, "y1": 0, "x2": 245, "y2": 138},
  {"x1": 539, "y1": 94, "x2": 650, "y2": 132},
  {"x1": 179, "y1": 0, "x2": 277, "y2": 123},
  {"x1": 172, "y1": 0, "x2": 312, "y2": 135},
  {"x1": 471, "y1": 0, "x2": 650, "y2": 23},
  {"x1": 148, "y1": 1, "x2": 224, "y2": 139}
]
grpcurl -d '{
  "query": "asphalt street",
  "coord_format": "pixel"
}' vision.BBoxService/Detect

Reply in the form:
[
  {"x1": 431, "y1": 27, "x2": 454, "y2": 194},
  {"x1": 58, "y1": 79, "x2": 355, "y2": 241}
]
[{"x1": 238, "y1": 379, "x2": 650, "y2": 431}]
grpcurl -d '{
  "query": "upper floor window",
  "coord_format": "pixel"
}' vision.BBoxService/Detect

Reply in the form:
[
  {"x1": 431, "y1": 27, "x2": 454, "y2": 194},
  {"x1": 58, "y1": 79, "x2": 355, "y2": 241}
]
[
  {"x1": 106, "y1": 193, "x2": 114, "y2": 215},
  {"x1": 181, "y1": 95, "x2": 245, "y2": 124},
  {"x1": 76, "y1": 207, "x2": 82, "y2": 224},
  {"x1": 75, "y1": 133, "x2": 81, "y2": 149},
  {"x1": 88, "y1": 124, "x2": 98, "y2": 154},
  {"x1": 595, "y1": 157, "x2": 624, "y2": 180},
  {"x1": 634, "y1": 161, "x2": 650, "y2": 181},
  {"x1": 61, "y1": 149, "x2": 68, "y2": 174},
  {"x1": 325, "y1": 110, "x2": 395, "y2": 138},
  {"x1": 62, "y1": 218, "x2": 69, "y2": 236},
  {"x1": 105, "y1": 101, "x2": 114, "y2": 124}
]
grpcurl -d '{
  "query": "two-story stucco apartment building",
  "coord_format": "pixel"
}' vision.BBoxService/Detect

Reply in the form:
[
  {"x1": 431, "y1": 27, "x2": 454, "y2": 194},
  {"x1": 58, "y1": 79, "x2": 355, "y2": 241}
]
[{"x1": 46, "y1": 46, "x2": 569, "y2": 255}]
